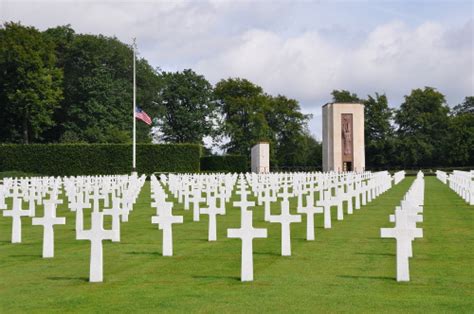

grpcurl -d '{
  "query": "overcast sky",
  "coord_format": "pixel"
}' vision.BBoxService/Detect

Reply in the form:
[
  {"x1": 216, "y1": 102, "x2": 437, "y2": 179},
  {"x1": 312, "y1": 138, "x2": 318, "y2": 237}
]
[{"x1": 1, "y1": 0, "x2": 473, "y2": 139}]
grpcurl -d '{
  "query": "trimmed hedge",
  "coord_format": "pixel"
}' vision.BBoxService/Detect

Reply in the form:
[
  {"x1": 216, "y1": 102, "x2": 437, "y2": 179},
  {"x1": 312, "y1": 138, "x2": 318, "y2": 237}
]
[
  {"x1": 200, "y1": 155, "x2": 248, "y2": 173},
  {"x1": 0, "y1": 144, "x2": 201, "y2": 176}
]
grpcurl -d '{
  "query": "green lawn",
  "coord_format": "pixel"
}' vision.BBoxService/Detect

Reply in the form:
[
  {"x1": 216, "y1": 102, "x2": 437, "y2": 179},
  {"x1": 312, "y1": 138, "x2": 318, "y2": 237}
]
[{"x1": 0, "y1": 177, "x2": 472, "y2": 313}]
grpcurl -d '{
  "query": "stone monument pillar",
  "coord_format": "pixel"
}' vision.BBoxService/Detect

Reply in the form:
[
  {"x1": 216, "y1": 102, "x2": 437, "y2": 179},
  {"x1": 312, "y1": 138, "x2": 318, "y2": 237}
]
[
  {"x1": 251, "y1": 142, "x2": 270, "y2": 173},
  {"x1": 322, "y1": 103, "x2": 365, "y2": 172}
]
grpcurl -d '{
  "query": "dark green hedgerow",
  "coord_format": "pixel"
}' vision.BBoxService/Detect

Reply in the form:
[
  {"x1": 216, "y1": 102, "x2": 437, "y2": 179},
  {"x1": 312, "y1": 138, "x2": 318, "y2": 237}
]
[
  {"x1": 200, "y1": 155, "x2": 248, "y2": 173},
  {"x1": 0, "y1": 144, "x2": 201, "y2": 176}
]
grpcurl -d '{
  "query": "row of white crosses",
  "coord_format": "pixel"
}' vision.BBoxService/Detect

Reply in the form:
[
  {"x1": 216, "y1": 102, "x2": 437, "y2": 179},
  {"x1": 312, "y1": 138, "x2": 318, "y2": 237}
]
[
  {"x1": 0, "y1": 170, "x2": 400, "y2": 284},
  {"x1": 249, "y1": 171, "x2": 393, "y2": 233},
  {"x1": 1, "y1": 176, "x2": 65, "y2": 257},
  {"x1": 381, "y1": 171, "x2": 424, "y2": 282},
  {"x1": 444, "y1": 170, "x2": 474, "y2": 205},
  {"x1": 0, "y1": 174, "x2": 146, "y2": 283},
  {"x1": 64, "y1": 174, "x2": 146, "y2": 282},
  {"x1": 393, "y1": 170, "x2": 406, "y2": 185},
  {"x1": 150, "y1": 175, "x2": 183, "y2": 256},
  {"x1": 227, "y1": 176, "x2": 267, "y2": 281},
  {"x1": 156, "y1": 171, "x2": 397, "y2": 282},
  {"x1": 435, "y1": 170, "x2": 448, "y2": 184}
]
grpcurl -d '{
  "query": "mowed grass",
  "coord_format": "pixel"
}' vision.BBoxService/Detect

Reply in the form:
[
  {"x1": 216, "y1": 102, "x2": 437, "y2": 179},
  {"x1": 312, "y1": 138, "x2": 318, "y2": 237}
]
[{"x1": 0, "y1": 177, "x2": 472, "y2": 313}]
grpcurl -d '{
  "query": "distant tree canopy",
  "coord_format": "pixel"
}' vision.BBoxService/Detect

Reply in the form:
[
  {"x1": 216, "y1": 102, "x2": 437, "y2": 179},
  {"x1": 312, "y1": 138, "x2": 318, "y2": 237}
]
[
  {"x1": 214, "y1": 78, "x2": 312, "y2": 168},
  {"x1": 0, "y1": 22, "x2": 472, "y2": 169},
  {"x1": 330, "y1": 88, "x2": 473, "y2": 168},
  {"x1": 0, "y1": 22, "x2": 63, "y2": 144},
  {"x1": 154, "y1": 69, "x2": 215, "y2": 144}
]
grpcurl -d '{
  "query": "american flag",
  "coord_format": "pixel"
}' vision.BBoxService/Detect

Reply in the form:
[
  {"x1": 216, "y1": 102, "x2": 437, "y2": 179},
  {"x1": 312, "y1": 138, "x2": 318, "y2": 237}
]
[{"x1": 135, "y1": 107, "x2": 152, "y2": 125}]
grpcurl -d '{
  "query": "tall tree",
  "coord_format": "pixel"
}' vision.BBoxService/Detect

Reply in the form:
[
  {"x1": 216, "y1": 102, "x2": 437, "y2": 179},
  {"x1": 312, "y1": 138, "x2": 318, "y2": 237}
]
[
  {"x1": 214, "y1": 78, "x2": 272, "y2": 156},
  {"x1": 154, "y1": 69, "x2": 215, "y2": 143},
  {"x1": 57, "y1": 34, "x2": 159, "y2": 143},
  {"x1": 0, "y1": 22, "x2": 63, "y2": 143},
  {"x1": 266, "y1": 95, "x2": 311, "y2": 167},
  {"x1": 443, "y1": 96, "x2": 474, "y2": 166},
  {"x1": 364, "y1": 93, "x2": 395, "y2": 168},
  {"x1": 395, "y1": 87, "x2": 449, "y2": 167},
  {"x1": 452, "y1": 96, "x2": 474, "y2": 115},
  {"x1": 301, "y1": 133, "x2": 323, "y2": 170},
  {"x1": 331, "y1": 90, "x2": 360, "y2": 103}
]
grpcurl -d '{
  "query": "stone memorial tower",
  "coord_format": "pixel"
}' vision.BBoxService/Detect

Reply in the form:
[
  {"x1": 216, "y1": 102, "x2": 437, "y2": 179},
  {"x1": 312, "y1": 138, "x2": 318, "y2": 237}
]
[
  {"x1": 322, "y1": 103, "x2": 365, "y2": 172},
  {"x1": 251, "y1": 142, "x2": 270, "y2": 173}
]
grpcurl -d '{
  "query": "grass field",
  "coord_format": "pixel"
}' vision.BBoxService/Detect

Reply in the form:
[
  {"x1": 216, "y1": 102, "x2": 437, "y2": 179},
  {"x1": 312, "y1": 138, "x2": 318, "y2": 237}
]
[{"x1": 0, "y1": 177, "x2": 473, "y2": 313}]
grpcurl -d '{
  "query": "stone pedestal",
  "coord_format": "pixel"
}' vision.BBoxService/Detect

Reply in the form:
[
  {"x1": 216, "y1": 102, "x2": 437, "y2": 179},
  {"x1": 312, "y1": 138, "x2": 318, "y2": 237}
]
[
  {"x1": 251, "y1": 142, "x2": 270, "y2": 173},
  {"x1": 322, "y1": 103, "x2": 365, "y2": 172}
]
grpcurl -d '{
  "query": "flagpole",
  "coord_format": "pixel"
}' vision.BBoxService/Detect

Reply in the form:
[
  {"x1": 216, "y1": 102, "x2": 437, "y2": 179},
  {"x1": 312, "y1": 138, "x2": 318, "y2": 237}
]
[{"x1": 132, "y1": 38, "x2": 137, "y2": 175}]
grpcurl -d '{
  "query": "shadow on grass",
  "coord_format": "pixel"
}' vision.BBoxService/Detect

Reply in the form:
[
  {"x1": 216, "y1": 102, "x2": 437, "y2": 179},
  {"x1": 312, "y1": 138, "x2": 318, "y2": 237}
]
[
  {"x1": 355, "y1": 252, "x2": 395, "y2": 256},
  {"x1": 337, "y1": 275, "x2": 394, "y2": 281},
  {"x1": 192, "y1": 275, "x2": 240, "y2": 282},
  {"x1": 47, "y1": 276, "x2": 89, "y2": 282},
  {"x1": 126, "y1": 251, "x2": 162, "y2": 256},
  {"x1": 9, "y1": 254, "x2": 40, "y2": 258},
  {"x1": 254, "y1": 251, "x2": 280, "y2": 256}
]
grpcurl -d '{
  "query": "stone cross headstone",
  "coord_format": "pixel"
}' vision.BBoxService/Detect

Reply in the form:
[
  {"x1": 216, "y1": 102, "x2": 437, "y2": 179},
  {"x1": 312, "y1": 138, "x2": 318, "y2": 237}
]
[
  {"x1": 73, "y1": 194, "x2": 90, "y2": 233},
  {"x1": 32, "y1": 201, "x2": 66, "y2": 258},
  {"x1": 299, "y1": 192, "x2": 323, "y2": 241},
  {"x1": 77, "y1": 211, "x2": 115, "y2": 282},
  {"x1": 191, "y1": 188, "x2": 204, "y2": 222},
  {"x1": 260, "y1": 189, "x2": 275, "y2": 222},
  {"x1": 316, "y1": 190, "x2": 333, "y2": 229},
  {"x1": 380, "y1": 209, "x2": 423, "y2": 282},
  {"x1": 3, "y1": 198, "x2": 30, "y2": 243},
  {"x1": 200, "y1": 196, "x2": 221, "y2": 241},
  {"x1": 151, "y1": 202, "x2": 183, "y2": 256},
  {"x1": 103, "y1": 198, "x2": 124, "y2": 242},
  {"x1": 227, "y1": 209, "x2": 267, "y2": 282},
  {"x1": 268, "y1": 198, "x2": 301, "y2": 256}
]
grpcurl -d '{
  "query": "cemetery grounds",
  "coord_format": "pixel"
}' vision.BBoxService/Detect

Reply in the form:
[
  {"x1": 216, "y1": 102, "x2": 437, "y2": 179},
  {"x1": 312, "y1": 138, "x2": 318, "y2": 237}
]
[{"x1": 0, "y1": 176, "x2": 472, "y2": 313}]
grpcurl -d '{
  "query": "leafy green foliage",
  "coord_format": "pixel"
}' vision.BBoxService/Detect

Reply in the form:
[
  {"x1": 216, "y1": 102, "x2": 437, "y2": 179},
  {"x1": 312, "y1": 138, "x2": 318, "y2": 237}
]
[
  {"x1": 452, "y1": 96, "x2": 474, "y2": 115},
  {"x1": 215, "y1": 78, "x2": 272, "y2": 156},
  {"x1": 0, "y1": 144, "x2": 201, "y2": 175},
  {"x1": 154, "y1": 69, "x2": 215, "y2": 143},
  {"x1": 215, "y1": 78, "x2": 314, "y2": 168},
  {"x1": 331, "y1": 89, "x2": 360, "y2": 103},
  {"x1": 200, "y1": 155, "x2": 248, "y2": 173},
  {"x1": 0, "y1": 22, "x2": 63, "y2": 143},
  {"x1": 364, "y1": 93, "x2": 395, "y2": 168},
  {"x1": 443, "y1": 107, "x2": 474, "y2": 166},
  {"x1": 266, "y1": 95, "x2": 311, "y2": 167},
  {"x1": 57, "y1": 34, "x2": 159, "y2": 143},
  {"x1": 395, "y1": 87, "x2": 450, "y2": 167}
]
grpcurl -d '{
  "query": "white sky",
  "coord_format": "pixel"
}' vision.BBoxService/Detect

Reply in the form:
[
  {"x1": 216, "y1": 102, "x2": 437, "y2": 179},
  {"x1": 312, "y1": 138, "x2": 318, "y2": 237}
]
[{"x1": 1, "y1": 0, "x2": 473, "y2": 140}]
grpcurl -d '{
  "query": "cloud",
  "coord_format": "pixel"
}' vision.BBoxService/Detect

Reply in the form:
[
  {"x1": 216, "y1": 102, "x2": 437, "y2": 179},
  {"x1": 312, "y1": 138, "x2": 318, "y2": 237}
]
[
  {"x1": 1, "y1": 1, "x2": 472, "y2": 139},
  {"x1": 194, "y1": 19, "x2": 473, "y2": 137}
]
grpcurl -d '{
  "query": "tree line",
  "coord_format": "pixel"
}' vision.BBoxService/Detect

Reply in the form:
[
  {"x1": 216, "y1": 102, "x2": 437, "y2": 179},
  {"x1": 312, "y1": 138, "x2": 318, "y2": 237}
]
[{"x1": 0, "y1": 22, "x2": 472, "y2": 169}]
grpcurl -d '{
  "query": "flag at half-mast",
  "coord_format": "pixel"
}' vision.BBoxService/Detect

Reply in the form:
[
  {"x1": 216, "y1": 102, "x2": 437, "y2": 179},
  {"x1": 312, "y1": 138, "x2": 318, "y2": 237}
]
[{"x1": 135, "y1": 107, "x2": 152, "y2": 125}]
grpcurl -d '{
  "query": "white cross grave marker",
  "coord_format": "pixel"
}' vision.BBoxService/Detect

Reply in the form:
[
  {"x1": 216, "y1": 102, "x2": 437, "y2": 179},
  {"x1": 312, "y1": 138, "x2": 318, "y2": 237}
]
[
  {"x1": 32, "y1": 201, "x2": 66, "y2": 258},
  {"x1": 299, "y1": 192, "x2": 323, "y2": 241},
  {"x1": 227, "y1": 209, "x2": 267, "y2": 281},
  {"x1": 77, "y1": 211, "x2": 115, "y2": 282},
  {"x1": 380, "y1": 209, "x2": 423, "y2": 282},
  {"x1": 316, "y1": 190, "x2": 333, "y2": 229},
  {"x1": 191, "y1": 188, "x2": 204, "y2": 222},
  {"x1": 151, "y1": 201, "x2": 183, "y2": 256},
  {"x1": 268, "y1": 198, "x2": 301, "y2": 256},
  {"x1": 3, "y1": 198, "x2": 30, "y2": 243},
  {"x1": 200, "y1": 196, "x2": 222, "y2": 241}
]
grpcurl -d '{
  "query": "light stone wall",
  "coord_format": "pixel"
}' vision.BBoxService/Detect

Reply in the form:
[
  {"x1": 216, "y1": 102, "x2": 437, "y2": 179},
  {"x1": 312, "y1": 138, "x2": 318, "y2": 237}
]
[
  {"x1": 251, "y1": 142, "x2": 270, "y2": 173},
  {"x1": 322, "y1": 103, "x2": 365, "y2": 172}
]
